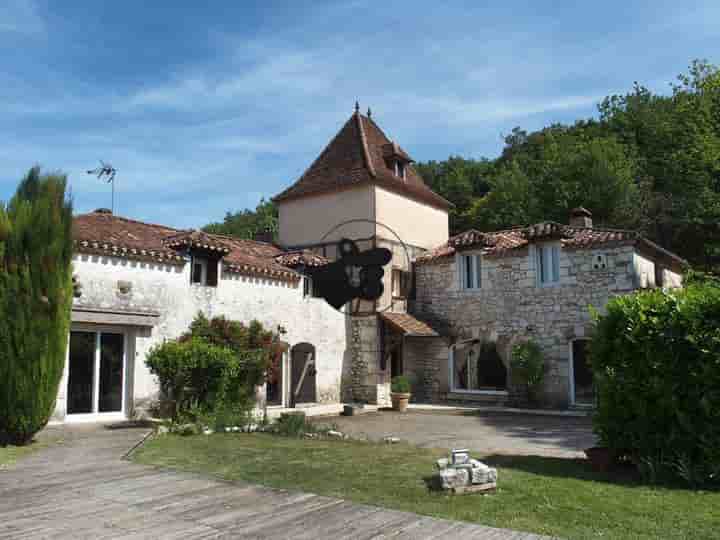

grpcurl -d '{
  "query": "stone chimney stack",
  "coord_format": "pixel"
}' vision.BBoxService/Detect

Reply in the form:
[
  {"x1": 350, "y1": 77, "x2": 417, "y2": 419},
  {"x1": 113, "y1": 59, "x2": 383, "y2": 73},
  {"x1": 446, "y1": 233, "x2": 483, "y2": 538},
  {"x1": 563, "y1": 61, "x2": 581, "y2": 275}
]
[{"x1": 569, "y1": 207, "x2": 592, "y2": 228}]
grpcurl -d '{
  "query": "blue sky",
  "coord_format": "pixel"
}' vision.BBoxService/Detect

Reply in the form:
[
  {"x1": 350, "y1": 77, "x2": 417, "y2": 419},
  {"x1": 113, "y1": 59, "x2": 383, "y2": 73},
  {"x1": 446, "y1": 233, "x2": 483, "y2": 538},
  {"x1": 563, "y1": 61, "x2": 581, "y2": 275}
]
[{"x1": 2, "y1": 1, "x2": 719, "y2": 228}]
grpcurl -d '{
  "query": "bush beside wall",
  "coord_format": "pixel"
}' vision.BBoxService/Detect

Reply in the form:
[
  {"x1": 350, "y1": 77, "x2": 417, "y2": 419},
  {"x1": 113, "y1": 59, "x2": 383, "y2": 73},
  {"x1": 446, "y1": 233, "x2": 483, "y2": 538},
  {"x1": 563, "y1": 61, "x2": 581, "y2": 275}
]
[{"x1": 590, "y1": 284, "x2": 720, "y2": 485}]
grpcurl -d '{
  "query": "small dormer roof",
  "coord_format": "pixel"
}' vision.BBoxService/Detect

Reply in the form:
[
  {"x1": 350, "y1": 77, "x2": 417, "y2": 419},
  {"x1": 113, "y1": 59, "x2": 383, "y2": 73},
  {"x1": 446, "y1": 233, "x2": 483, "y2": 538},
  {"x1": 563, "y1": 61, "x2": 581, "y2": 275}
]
[{"x1": 163, "y1": 230, "x2": 232, "y2": 254}]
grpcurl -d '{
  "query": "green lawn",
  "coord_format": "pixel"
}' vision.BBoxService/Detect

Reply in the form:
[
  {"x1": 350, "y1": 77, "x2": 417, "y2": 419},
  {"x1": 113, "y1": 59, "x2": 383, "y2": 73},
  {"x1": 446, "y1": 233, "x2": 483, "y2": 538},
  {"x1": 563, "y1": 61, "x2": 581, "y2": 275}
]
[
  {"x1": 133, "y1": 433, "x2": 719, "y2": 540},
  {"x1": 0, "y1": 437, "x2": 55, "y2": 470}
]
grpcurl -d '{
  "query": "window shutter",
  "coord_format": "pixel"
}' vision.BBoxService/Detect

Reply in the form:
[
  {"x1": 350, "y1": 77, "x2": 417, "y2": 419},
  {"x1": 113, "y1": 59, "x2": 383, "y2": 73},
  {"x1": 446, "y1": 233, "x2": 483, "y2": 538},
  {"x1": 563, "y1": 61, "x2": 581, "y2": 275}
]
[
  {"x1": 475, "y1": 254, "x2": 482, "y2": 289},
  {"x1": 551, "y1": 246, "x2": 560, "y2": 282},
  {"x1": 535, "y1": 246, "x2": 543, "y2": 284},
  {"x1": 457, "y1": 255, "x2": 463, "y2": 290}
]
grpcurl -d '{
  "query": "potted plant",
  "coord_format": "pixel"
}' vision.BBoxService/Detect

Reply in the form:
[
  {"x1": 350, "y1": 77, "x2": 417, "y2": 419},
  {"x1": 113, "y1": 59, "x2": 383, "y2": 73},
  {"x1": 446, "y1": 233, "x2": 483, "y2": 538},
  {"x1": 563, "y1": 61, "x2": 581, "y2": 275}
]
[
  {"x1": 390, "y1": 375, "x2": 412, "y2": 412},
  {"x1": 510, "y1": 340, "x2": 545, "y2": 407}
]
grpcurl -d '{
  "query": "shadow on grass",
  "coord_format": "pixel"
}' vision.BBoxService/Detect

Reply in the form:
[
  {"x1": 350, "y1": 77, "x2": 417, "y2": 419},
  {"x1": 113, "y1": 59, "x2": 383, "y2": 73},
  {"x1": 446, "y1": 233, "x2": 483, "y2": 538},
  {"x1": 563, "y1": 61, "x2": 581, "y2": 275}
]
[{"x1": 481, "y1": 453, "x2": 719, "y2": 492}]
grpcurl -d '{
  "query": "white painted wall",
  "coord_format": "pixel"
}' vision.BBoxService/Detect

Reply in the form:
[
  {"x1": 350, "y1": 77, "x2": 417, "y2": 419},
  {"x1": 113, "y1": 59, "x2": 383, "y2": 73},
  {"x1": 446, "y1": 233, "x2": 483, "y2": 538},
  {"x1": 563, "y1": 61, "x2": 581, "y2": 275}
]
[
  {"x1": 55, "y1": 253, "x2": 348, "y2": 420},
  {"x1": 278, "y1": 186, "x2": 375, "y2": 248},
  {"x1": 373, "y1": 186, "x2": 449, "y2": 250}
]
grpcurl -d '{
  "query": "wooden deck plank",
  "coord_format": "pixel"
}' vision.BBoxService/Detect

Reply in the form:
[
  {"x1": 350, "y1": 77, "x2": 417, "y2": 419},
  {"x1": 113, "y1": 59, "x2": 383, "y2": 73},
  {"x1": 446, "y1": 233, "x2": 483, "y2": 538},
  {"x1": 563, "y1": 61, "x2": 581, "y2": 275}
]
[{"x1": 0, "y1": 425, "x2": 553, "y2": 539}]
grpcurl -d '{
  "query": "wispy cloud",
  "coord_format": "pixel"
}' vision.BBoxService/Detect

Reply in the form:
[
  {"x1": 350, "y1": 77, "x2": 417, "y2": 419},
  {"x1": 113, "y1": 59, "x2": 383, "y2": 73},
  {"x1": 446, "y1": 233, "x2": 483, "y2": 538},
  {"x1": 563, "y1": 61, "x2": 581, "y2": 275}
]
[{"x1": 1, "y1": 1, "x2": 718, "y2": 228}]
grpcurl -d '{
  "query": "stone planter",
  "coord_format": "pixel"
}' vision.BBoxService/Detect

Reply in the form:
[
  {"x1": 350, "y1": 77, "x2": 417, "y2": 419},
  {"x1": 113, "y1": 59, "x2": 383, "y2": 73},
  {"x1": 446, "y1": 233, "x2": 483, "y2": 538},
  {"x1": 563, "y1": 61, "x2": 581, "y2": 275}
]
[{"x1": 390, "y1": 392, "x2": 411, "y2": 412}]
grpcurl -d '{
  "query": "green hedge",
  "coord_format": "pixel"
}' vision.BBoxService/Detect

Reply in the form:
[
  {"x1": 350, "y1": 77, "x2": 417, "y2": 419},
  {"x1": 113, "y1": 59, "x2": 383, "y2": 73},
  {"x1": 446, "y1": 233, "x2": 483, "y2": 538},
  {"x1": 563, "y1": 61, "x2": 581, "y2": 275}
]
[{"x1": 590, "y1": 284, "x2": 720, "y2": 485}]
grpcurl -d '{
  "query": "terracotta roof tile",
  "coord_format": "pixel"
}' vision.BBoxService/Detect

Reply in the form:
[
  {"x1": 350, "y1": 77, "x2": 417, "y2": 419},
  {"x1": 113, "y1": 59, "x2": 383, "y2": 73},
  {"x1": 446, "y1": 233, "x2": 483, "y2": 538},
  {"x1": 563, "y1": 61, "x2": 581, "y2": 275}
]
[
  {"x1": 416, "y1": 222, "x2": 684, "y2": 266},
  {"x1": 381, "y1": 311, "x2": 439, "y2": 337},
  {"x1": 273, "y1": 112, "x2": 452, "y2": 211},
  {"x1": 163, "y1": 230, "x2": 232, "y2": 254},
  {"x1": 274, "y1": 250, "x2": 329, "y2": 268},
  {"x1": 73, "y1": 211, "x2": 301, "y2": 281}
]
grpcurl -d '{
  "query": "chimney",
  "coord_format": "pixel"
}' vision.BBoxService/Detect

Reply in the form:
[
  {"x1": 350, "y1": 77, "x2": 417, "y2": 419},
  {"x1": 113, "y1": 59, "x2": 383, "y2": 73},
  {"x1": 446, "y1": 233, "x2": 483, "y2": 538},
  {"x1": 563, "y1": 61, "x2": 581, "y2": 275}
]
[
  {"x1": 569, "y1": 207, "x2": 592, "y2": 228},
  {"x1": 253, "y1": 229, "x2": 275, "y2": 244}
]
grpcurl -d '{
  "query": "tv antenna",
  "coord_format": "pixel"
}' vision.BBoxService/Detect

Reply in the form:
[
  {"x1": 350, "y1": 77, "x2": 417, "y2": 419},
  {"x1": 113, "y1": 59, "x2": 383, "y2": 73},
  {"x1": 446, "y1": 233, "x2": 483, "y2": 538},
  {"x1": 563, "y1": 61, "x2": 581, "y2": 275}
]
[{"x1": 87, "y1": 161, "x2": 118, "y2": 215}]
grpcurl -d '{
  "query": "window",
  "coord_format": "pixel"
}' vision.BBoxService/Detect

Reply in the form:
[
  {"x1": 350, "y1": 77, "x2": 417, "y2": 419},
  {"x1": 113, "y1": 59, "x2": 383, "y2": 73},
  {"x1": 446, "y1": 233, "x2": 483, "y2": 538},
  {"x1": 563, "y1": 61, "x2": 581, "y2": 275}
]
[
  {"x1": 460, "y1": 254, "x2": 481, "y2": 290},
  {"x1": 190, "y1": 256, "x2": 218, "y2": 287},
  {"x1": 191, "y1": 257, "x2": 208, "y2": 285},
  {"x1": 536, "y1": 244, "x2": 560, "y2": 285},
  {"x1": 67, "y1": 330, "x2": 125, "y2": 415},
  {"x1": 451, "y1": 341, "x2": 507, "y2": 392},
  {"x1": 394, "y1": 161, "x2": 405, "y2": 179},
  {"x1": 592, "y1": 253, "x2": 608, "y2": 270},
  {"x1": 655, "y1": 264, "x2": 664, "y2": 288}
]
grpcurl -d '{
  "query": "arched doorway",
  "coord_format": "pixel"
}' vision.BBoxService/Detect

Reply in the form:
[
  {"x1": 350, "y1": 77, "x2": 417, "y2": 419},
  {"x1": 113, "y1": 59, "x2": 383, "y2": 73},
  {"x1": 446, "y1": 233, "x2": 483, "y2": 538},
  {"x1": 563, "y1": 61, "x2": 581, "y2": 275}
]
[
  {"x1": 290, "y1": 343, "x2": 316, "y2": 407},
  {"x1": 569, "y1": 339, "x2": 593, "y2": 405},
  {"x1": 450, "y1": 340, "x2": 507, "y2": 392}
]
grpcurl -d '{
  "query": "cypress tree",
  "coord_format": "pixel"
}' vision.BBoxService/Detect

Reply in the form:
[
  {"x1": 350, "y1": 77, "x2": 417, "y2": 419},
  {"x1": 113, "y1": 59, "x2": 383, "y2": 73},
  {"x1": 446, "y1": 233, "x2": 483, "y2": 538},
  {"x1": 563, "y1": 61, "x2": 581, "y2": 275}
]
[{"x1": 0, "y1": 167, "x2": 74, "y2": 446}]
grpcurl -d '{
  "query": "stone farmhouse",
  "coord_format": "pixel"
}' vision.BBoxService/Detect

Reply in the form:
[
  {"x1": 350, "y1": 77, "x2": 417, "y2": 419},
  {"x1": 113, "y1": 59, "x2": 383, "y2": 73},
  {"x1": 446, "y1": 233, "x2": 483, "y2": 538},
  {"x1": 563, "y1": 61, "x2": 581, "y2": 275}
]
[{"x1": 53, "y1": 107, "x2": 685, "y2": 423}]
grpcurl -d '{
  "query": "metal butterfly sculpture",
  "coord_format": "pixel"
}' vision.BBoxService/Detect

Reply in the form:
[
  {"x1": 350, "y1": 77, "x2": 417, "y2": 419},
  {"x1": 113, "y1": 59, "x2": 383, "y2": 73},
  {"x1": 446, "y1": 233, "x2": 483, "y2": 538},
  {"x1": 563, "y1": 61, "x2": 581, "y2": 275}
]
[{"x1": 308, "y1": 238, "x2": 392, "y2": 310}]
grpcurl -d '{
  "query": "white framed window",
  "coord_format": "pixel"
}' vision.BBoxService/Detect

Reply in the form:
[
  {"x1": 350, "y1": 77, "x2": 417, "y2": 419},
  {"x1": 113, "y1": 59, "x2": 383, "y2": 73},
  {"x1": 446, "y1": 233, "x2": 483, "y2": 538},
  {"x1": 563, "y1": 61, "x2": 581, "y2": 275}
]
[
  {"x1": 191, "y1": 257, "x2": 208, "y2": 285},
  {"x1": 535, "y1": 244, "x2": 560, "y2": 285},
  {"x1": 67, "y1": 327, "x2": 128, "y2": 419},
  {"x1": 394, "y1": 161, "x2": 406, "y2": 179},
  {"x1": 459, "y1": 253, "x2": 481, "y2": 290}
]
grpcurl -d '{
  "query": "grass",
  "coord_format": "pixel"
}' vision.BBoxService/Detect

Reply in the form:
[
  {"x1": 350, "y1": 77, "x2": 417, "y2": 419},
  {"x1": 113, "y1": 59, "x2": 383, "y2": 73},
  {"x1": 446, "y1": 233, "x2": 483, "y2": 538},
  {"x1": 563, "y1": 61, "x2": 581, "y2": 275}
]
[
  {"x1": 0, "y1": 436, "x2": 57, "y2": 470},
  {"x1": 133, "y1": 433, "x2": 720, "y2": 540}
]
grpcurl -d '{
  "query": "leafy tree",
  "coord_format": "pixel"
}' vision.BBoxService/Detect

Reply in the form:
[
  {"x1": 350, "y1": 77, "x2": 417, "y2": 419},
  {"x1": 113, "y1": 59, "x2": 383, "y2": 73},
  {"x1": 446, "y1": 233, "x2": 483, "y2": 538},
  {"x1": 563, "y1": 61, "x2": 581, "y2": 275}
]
[
  {"x1": 414, "y1": 59, "x2": 720, "y2": 272},
  {"x1": 203, "y1": 198, "x2": 278, "y2": 241},
  {"x1": 0, "y1": 167, "x2": 74, "y2": 446}
]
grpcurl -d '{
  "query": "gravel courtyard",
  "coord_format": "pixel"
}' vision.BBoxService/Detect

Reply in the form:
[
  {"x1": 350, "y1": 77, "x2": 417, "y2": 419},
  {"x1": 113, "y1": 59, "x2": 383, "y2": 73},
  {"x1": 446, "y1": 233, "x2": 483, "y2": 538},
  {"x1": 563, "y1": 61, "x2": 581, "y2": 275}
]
[{"x1": 323, "y1": 409, "x2": 596, "y2": 458}]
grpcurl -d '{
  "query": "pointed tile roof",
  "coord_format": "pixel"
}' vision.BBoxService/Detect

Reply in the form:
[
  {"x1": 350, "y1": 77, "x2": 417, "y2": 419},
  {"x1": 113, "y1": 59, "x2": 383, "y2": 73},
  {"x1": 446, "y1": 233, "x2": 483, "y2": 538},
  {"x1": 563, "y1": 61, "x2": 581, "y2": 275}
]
[{"x1": 273, "y1": 111, "x2": 452, "y2": 210}]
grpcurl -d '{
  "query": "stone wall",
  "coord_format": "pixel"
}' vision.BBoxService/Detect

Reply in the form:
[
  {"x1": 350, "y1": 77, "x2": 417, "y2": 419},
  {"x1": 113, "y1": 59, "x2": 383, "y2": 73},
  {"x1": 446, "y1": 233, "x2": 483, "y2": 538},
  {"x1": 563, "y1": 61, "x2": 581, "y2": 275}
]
[
  {"x1": 346, "y1": 316, "x2": 391, "y2": 406},
  {"x1": 411, "y1": 244, "x2": 641, "y2": 407},
  {"x1": 57, "y1": 253, "x2": 348, "y2": 420},
  {"x1": 403, "y1": 336, "x2": 449, "y2": 402}
]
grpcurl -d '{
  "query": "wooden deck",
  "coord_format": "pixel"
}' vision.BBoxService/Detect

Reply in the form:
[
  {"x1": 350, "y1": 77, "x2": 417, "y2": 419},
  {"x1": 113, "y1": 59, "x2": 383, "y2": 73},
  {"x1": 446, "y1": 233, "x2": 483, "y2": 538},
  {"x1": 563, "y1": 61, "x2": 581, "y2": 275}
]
[{"x1": 0, "y1": 425, "x2": 553, "y2": 539}]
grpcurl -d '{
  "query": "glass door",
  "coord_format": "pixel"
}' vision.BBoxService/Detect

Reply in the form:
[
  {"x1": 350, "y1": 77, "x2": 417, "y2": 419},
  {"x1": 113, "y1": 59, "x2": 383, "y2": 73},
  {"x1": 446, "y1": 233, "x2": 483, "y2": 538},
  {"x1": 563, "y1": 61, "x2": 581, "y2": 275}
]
[
  {"x1": 67, "y1": 330, "x2": 126, "y2": 417},
  {"x1": 67, "y1": 332, "x2": 96, "y2": 414}
]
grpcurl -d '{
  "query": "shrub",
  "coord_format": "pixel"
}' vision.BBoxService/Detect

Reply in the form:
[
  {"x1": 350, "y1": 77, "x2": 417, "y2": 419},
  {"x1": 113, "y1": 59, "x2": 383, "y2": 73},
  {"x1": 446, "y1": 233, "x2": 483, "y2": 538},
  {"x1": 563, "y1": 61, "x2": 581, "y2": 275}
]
[
  {"x1": 273, "y1": 412, "x2": 313, "y2": 437},
  {"x1": 391, "y1": 375, "x2": 411, "y2": 394},
  {"x1": 146, "y1": 314, "x2": 283, "y2": 431},
  {"x1": 510, "y1": 340, "x2": 545, "y2": 403},
  {"x1": 0, "y1": 168, "x2": 74, "y2": 446},
  {"x1": 590, "y1": 284, "x2": 720, "y2": 486}
]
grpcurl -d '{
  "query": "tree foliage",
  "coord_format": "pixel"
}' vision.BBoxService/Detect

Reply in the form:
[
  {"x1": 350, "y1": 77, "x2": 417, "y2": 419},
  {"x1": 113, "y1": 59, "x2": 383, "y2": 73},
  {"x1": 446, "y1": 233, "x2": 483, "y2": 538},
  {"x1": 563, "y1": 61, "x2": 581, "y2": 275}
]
[
  {"x1": 203, "y1": 198, "x2": 278, "y2": 241},
  {"x1": 0, "y1": 167, "x2": 74, "y2": 446},
  {"x1": 415, "y1": 60, "x2": 720, "y2": 271}
]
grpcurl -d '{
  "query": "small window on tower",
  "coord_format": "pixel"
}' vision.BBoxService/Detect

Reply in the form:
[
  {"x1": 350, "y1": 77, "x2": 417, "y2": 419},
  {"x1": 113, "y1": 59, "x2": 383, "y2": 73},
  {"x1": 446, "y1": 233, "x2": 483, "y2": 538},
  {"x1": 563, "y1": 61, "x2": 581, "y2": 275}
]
[{"x1": 593, "y1": 253, "x2": 608, "y2": 271}]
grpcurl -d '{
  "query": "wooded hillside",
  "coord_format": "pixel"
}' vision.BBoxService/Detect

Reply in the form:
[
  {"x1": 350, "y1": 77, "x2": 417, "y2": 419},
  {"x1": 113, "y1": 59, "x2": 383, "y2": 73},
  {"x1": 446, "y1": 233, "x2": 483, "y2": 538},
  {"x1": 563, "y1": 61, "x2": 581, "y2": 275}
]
[{"x1": 206, "y1": 60, "x2": 720, "y2": 271}]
